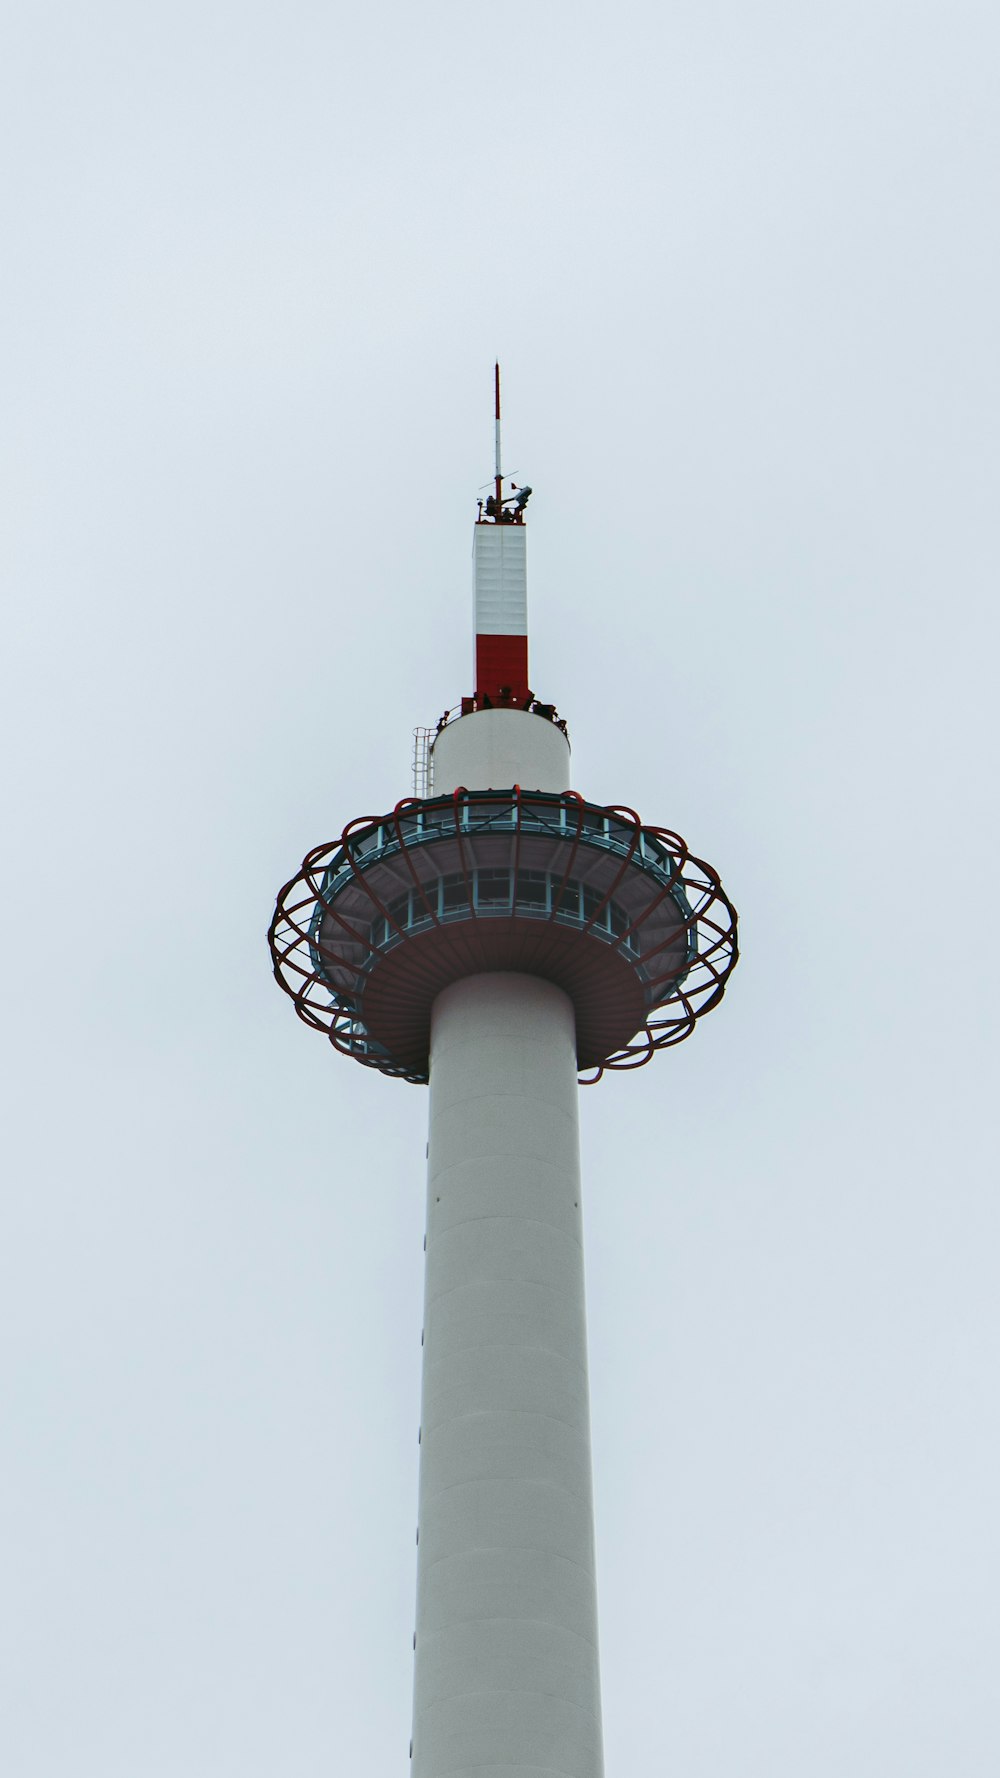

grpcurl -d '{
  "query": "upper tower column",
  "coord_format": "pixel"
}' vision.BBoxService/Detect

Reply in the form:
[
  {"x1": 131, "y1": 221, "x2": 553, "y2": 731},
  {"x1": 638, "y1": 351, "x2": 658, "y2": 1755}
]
[{"x1": 432, "y1": 364, "x2": 568, "y2": 794}]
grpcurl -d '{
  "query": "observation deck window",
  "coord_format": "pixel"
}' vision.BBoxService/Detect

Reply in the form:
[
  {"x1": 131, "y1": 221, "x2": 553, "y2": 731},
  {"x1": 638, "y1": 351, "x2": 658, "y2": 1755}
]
[
  {"x1": 516, "y1": 869, "x2": 548, "y2": 909},
  {"x1": 360, "y1": 865, "x2": 645, "y2": 961},
  {"x1": 441, "y1": 877, "x2": 468, "y2": 915},
  {"x1": 476, "y1": 869, "x2": 513, "y2": 909}
]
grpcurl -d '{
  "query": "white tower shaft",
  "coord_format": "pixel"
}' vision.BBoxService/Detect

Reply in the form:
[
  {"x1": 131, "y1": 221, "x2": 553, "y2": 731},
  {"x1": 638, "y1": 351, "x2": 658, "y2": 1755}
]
[
  {"x1": 266, "y1": 387, "x2": 738, "y2": 1775},
  {"x1": 414, "y1": 974, "x2": 604, "y2": 1778},
  {"x1": 412, "y1": 712, "x2": 604, "y2": 1778}
]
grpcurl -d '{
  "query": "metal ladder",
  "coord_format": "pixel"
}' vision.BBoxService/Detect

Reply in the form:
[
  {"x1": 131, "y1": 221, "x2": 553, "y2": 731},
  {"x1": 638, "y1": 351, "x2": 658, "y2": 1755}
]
[{"x1": 411, "y1": 727, "x2": 434, "y2": 799}]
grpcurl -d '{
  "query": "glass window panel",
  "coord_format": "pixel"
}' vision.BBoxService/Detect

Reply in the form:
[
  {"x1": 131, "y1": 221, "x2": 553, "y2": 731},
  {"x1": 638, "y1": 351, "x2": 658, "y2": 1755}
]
[
  {"x1": 516, "y1": 871, "x2": 548, "y2": 909},
  {"x1": 476, "y1": 869, "x2": 511, "y2": 907},
  {"x1": 386, "y1": 891, "x2": 409, "y2": 925},
  {"x1": 408, "y1": 886, "x2": 435, "y2": 925},
  {"x1": 553, "y1": 881, "x2": 582, "y2": 920}
]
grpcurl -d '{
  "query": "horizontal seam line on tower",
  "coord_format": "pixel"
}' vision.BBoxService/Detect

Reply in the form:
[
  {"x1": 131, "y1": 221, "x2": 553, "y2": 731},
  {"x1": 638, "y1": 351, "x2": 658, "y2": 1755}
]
[
  {"x1": 423, "y1": 1342, "x2": 587, "y2": 1377},
  {"x1": 417, "y1": 1614, "x2": 599, "y2": 1653},
  {"x1": 417, "y1": 1547, "x2": 598, "y2": 1585},
  {"x1": 430, "y1": 1089, "x2": 574, "y2": 1116},
  {"x1": 428, "y1": 1151, "x2": 579, "y2": 1183},
  {"x1": 430, "y1": 1093, "x2": 576, "y2": 1118},
  {"x1": 419, "y1": 1407, "x2": 585, "y2": 1436},
  {"x1": 414, "y1": 1687, "x2": 602, "y2": 1724},
  {"x1": 425, "y1": 1214, "x2": 582, "y2": 1245},
  {"x1": 419, "y1": 1473, "x2": 592, "y2": 1509},
  {"x1": 426, "y1": 1276, "x2": 582, "y2": 1312}
]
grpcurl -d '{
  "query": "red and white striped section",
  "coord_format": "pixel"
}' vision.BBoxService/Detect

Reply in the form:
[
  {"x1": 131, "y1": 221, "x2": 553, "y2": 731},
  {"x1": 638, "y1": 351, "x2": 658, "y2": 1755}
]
[{"x1": 473, "y1": 522, "x2": 529, "y2": 706}]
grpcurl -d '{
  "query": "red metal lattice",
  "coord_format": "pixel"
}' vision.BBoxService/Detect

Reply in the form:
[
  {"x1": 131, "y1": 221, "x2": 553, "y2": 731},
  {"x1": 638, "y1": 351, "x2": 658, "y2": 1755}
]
[{"x1": 268, "y1": 789, "x2": 738, "y2": 1084}]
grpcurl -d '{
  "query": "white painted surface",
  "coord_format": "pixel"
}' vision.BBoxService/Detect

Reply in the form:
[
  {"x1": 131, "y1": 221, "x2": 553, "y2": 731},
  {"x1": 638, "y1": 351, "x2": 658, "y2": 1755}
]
[
  {"x1": 432, "y1": 707, "x2": 571, "y2": 794},
  {"x1": 413, "y1": 974, "x2": 604, "y2": 1778},
  {"x1": 473, "y1": 524, "x2": 528, "y2": 635}
]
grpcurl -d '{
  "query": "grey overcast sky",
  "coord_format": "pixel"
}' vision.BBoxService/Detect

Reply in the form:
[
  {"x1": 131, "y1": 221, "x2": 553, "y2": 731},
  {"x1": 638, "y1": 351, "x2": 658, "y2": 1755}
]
[{"x1": 1, "y1": 2, "x2": 997, "y2": 1773}]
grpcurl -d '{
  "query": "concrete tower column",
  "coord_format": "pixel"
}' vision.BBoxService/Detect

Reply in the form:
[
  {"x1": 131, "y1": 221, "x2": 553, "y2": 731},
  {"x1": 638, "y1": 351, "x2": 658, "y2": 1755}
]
[{"x1": 412, "y1": 970, "x2": 604, "y2": 1778}]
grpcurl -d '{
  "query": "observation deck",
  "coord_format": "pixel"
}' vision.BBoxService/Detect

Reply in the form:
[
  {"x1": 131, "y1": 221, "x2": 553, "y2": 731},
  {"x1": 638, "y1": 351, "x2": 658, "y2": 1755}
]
[{"x1": 269, "y1": 787, "x2": 738, "y2": 1083}]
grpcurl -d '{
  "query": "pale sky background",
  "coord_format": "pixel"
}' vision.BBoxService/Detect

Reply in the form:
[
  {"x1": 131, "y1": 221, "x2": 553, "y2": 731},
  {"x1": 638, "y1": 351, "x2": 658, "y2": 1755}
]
[{"x1": 2, "y1": 3, "x2": 998, "y2": 1774}]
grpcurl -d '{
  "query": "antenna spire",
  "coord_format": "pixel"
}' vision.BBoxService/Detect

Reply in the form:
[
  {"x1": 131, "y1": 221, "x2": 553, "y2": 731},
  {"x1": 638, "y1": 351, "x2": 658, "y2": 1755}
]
[
  {"x1": 494, "y1": 361, "x2": 502, "y2": 519},
  {"x1": 481, "y1": 363, "x2": 530, "y2": 526}
]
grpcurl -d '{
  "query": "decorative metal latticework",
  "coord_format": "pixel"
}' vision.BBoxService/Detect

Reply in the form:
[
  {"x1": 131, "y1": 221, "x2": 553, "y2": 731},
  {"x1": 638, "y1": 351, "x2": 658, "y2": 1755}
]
[
  {"x1": 269, "y1": 788, "x2": 738, "y2": 1084},
  {"x1": 268, "y1": 792, "x2": 736, "y2": 1081}
]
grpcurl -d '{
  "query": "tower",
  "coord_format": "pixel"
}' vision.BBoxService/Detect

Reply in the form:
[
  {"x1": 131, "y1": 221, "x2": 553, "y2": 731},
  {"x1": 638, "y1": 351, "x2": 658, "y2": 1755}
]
[{"x1": 268, "y1": 370, "x2": 738, "y2": 1776}]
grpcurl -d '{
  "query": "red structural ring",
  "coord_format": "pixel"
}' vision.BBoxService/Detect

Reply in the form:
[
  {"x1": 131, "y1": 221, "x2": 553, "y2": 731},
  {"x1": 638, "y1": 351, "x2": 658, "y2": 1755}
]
[{"x1": 267, "y1": 788, "x2": 738, "y2": 1084}]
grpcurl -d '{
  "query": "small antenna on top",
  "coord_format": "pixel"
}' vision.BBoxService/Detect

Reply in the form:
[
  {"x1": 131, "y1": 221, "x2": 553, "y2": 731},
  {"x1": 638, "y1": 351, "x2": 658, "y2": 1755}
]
[
  {"x1": 494, "y1": 361, "x2": 503, "y2": 518},
  {"x1": 481, "y1": 363, "x2": 530, "y2": 523}
]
